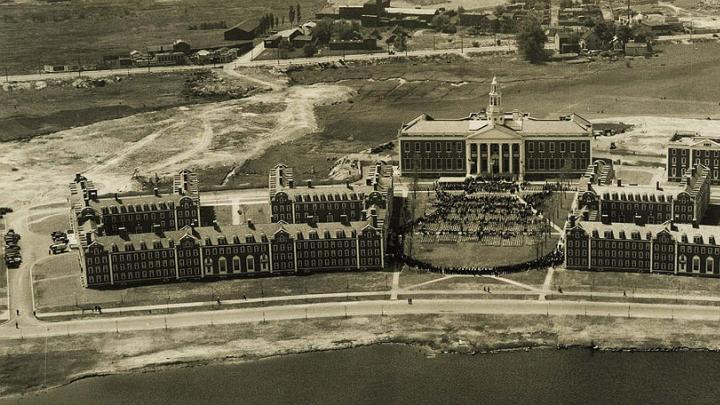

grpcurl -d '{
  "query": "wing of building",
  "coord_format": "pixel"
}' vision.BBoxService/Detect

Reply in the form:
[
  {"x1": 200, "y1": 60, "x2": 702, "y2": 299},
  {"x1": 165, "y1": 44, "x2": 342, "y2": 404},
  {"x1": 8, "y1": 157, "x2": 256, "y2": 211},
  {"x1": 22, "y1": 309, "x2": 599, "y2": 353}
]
[{"x1": 397, "y1": 77, "x2": 592, "y2": 180}]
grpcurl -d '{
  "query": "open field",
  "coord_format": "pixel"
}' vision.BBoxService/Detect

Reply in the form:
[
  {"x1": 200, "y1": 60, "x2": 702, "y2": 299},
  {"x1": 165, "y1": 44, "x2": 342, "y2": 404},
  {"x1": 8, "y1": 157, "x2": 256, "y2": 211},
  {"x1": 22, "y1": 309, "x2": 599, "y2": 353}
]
[
  {"x1": 241, "y1": 43, "x2": 720, "y2": 187},
  {"x1": 32, "y1": 253, "x2": 393, "y2": 312},
  {"x1": 410, "y1": 237, "x2": 560, "y2": 268},
  {"x1": 553, "y1": 269, "x2": 720, "y2": 297},
  {"x1": 0, "y1": 70, "x2": 265, "y2": 143},
  {"x1": 0, "y1": 0, "x2": 327, "y2": 75}
]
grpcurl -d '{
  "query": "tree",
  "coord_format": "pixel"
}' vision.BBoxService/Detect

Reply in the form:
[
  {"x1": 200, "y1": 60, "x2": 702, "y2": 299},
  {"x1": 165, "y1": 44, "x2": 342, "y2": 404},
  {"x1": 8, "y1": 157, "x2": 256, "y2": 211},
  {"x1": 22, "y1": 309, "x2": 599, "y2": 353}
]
[
  {"x1": 431, "y1": 14, "x2": 451, "y2": 32},
  {"x1": 289, "y1": 5, "x2": 295, "y2": 24},
  {"x1": 615, "y1": 24, "x2": 633, "y2": 44},
  {"x1": 296, "y1": 3, "x2": 301, "y2": 22},
  {"x1": 268, "y1": 13, "x2": 274, "y2": 29},
  {"x1": 516, "y1": 15, "x2": 547, "y2": 63},
  {"x1": 633, "y1": 25, "x2": 655, "y2": 42},
  {"x1": 593, "y1": 21, "x2": 614, "y2": 43},
  {"x1": 303, "y1": 43, "x2": 317, "y2": 57},
  {"x1": 559, "y1": 0, "x2": 573, "y2": 8},
  {"x1": 314, "y1": 18, "x2": 334, "y2": 44},
  {"x1": 457, "y1": 5, "x2": 465, "y2": 14}
]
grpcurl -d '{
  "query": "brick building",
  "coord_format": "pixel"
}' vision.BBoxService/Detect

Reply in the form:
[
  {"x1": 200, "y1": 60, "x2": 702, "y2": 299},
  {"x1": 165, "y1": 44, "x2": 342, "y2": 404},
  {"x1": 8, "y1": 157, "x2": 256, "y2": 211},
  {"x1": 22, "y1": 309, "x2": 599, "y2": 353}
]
[
  {"x1": 397, "y1": 77, "x2": 592, "y2": 180},
  {"x1": 268, "y1": 162, "x2": 393, "y2": 226},
  {"x1": 566, "y1": 216, "x2": 720, "y2": 277},
  {"x1": 667, "y1": 132, "x2": 720, "y2": 184},
  {"x1": 69, "y1": 170, "x2": 201, "y2": 237},
  {"x1": 82, "y1": 218, "x2": 385, "y2": 287},
  {"x1": 576, "y1": 164, "x2": 711, "y2": 225}
]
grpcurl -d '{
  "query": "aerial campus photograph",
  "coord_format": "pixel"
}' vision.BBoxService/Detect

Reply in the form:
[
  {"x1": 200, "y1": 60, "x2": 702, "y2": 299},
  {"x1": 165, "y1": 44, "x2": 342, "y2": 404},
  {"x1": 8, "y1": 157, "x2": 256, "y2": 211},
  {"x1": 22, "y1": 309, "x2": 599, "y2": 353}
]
[{"x1": 2, "y1": 0, "x2": 720, "y2": 404}]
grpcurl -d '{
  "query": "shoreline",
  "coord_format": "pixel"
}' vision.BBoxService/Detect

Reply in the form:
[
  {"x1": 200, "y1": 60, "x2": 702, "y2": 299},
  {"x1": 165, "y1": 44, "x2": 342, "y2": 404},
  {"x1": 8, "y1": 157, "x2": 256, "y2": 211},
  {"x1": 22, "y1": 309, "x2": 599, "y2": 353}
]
[{"x1": 7, "y1": 320, "x2": 720, "y2": 401}]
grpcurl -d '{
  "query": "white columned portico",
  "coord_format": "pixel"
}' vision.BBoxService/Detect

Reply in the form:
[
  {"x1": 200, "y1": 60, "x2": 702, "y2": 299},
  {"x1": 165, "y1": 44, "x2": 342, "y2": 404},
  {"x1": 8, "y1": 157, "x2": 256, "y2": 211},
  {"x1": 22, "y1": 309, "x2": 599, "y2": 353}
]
[
  {"x1": 509, "y1": 143, "x2": 514, "y2": 174},
  {"x1": 499, "y1": 143, "x2": 504, "y2": 174}
]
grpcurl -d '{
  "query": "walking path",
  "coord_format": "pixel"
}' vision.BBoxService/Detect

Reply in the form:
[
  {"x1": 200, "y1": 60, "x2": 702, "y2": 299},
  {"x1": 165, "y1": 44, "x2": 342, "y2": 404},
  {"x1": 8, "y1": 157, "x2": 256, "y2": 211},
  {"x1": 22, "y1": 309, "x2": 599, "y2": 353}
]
[
  {"x1": 402, "y1": 275, "x2": 458, "y2": 290},
  {"x1": 539, "y1": 266, "x2": 556, "y2": 301},
  {"x1": 482, "y1": 275, "x2": 541, "y2": 292},
  {"x1": 390, "y1": 272, "x2": 400, "y2": 300}
]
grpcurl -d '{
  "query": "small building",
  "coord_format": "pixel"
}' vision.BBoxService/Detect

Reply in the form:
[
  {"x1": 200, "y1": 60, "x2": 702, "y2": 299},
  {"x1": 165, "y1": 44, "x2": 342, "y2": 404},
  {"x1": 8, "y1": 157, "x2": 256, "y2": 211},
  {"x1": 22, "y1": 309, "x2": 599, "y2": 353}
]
[
  {"x1": 264, "y1": 28, "x2": 303, "y2": 48},
  {"x1": 224, "y1": 21, "x2": 258, "y2": 41},
  {"x1": 339, "y1": 5, "x2": 365, "y2": 19},
  {"x1": 554, "y1": 31, "x2": 580, "y2": 54},
  {"x1": 383, "y1": 7, "x2": 439, "y2": 22},
  {"x1": 624, "y1": 41, "x2": 651, "y2": 56},
  {"x1": 579, "y1": 30, "x2": 603, "y2": 51},
  {"x1": 291, "y1": 35, "x2": 314, "y2": 49},
  {"x1": 459, "y1": 12, "x2": 498, "y2": 31}
]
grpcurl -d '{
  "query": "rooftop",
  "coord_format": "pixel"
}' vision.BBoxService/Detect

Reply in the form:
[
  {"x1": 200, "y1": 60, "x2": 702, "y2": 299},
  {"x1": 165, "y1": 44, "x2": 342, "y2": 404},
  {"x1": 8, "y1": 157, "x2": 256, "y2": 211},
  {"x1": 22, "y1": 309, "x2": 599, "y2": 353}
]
[{"x1": 92, "y1": 219, "x2": 382, "y2": 252}]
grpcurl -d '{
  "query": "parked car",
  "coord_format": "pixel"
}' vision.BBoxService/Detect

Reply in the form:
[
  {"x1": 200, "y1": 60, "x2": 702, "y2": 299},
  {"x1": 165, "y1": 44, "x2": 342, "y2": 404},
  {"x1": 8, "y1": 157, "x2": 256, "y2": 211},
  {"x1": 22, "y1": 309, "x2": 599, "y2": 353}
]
[
  {"x1": 0, "y1": 207, "x2": 13, "y2": 215},
  {"x1": 50, "y1": 243, "x2": 68, "y2": 254},
  {"x1": 4, "y1": 252, "x2": 22, "y2": 268}
]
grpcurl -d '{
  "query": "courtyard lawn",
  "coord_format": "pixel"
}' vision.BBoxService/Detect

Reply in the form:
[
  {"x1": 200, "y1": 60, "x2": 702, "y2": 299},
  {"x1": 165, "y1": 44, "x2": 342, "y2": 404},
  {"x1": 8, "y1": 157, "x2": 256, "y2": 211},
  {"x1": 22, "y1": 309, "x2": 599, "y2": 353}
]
[
  {"x1": 552, "y1": 269, "x2": 720, "y2": 297},
  {"x1": 28, "y1": 213, "x2": 70, "y2": 236},
  {"x1": 33, "y1": 252, "x2": 393, "y2": 313},
  {"x1": 527, "y1": 191, "x2": 575, "y2": 230},
  {"x1": 398, "y1": 266, "x2": 445, "y2": 289},
  {"x1": 410, "y1": 236, "x2": 560, "y2": 269},
  {"x1": 614, "y1": 167, "x2": 654, "y2": 185}
]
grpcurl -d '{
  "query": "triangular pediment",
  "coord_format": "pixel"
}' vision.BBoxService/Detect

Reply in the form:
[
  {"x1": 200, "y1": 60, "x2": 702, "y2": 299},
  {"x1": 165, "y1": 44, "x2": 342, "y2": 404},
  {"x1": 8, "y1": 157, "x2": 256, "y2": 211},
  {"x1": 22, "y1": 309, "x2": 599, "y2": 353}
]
[
  {"x1": 466, "y1": 124, "x2": 521, "y2": 140},
  {"x1": 690, "y1": 139, "x2": 720, "y2": 149}
]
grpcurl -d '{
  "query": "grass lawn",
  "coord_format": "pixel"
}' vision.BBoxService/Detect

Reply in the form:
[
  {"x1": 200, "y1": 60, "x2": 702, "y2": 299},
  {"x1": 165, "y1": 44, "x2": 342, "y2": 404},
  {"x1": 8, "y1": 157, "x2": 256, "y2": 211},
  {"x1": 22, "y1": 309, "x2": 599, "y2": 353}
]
[
  {"x1": 502, "y1": 268, "x2": 549, "y2": 285},
  {"x1": 0, "y1": 71, "x2": 220, "y2": 142},
  {"x1": 529, "y1": 191, "x2": 575, "y2": 229},
  {"x1": 409, "y1": 236, "x2": 560, "y2": 268},
  {"x1": 552, "y1": 269, "x2": 720, "y2": 297},
  {"x1": 398, "y1": 266, "x2": 445, "y2": 288},
  {"x1": 27, "y1": 213, "x2": 70, "y2": 236},
  {"x1": 0, "y1": 0, "x2": 327, "y2": 75},
  {"x1": 33, "y1": 252, "x2": 393, "y2": 312}
]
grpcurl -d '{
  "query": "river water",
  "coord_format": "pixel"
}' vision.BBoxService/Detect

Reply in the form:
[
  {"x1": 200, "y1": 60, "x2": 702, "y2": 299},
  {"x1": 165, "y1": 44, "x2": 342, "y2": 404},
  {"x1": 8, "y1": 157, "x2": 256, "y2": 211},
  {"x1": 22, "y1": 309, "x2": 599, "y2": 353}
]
[{"x1": 4, "y1": 344, "x2": 719, "y2": 405}]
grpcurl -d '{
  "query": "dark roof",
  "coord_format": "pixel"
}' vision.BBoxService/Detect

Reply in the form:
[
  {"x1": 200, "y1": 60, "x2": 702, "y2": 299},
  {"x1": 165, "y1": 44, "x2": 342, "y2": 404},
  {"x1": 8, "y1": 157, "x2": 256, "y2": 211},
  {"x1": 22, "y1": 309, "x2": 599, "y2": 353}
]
[
  {"x1": 92, "y1": 220, "x2": 382, "y2": 252},
  {"x1": 226, "y1": 20, "x2": 258, "y2": 33}
]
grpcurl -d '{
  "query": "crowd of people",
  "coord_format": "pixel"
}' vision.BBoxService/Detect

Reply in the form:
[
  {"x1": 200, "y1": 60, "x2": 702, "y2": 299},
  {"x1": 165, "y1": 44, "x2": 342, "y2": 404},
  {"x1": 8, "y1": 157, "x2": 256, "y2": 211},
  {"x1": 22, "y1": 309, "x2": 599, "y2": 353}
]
[
  {"x1": 396, "y1": 247, "x2": 565, "y2": 275},
  {"x1": 411, "y1": 191, "x2": 553, "y2": 244}
]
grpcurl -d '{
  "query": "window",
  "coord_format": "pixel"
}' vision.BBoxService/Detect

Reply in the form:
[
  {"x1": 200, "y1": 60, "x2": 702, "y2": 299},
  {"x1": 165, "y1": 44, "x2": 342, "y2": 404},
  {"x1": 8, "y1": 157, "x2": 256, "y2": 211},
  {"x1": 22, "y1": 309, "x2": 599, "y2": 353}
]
[
  {"x1": 538, "y1": 142, "x2": 545, "y2": 153},
  {"x1": 456, "y1": 142, "x2": 462, "y2": 152},
  {"x1": 560, "y1": 142, "x2": 565, "y2": 153},
  {"x1": 404, "y1": 142, "x2": 409, "y2": 152},
  {"x1": 581, "y1": 143, "x2": 587, "y2": 153},
  {"x1": 425, "y1": 143, "x2": 431, "y2": 153},
  {"x1": 218, "y1": 257, "x2": 227, "y2": 273},
  {"x1": 415, "y1": 143, "x2": 420, "y2": 153},
  {"x1": 528, "y1": 142, "x2": 534, "y2": 153},
  {"x1": 446, "y1": 143, "x2": 452, "y2": 152},
  {"x1": 261, "y1": 254, "x2": 269, "y2": 271},
  {"x1": 246, "y1": 255, "x2": 255, "y2": 272},
  {"x1": 707, "y1": 257, "x2": 715, "y2": 274},
  {"x1": 549, "y1": 143, "x2": 555, "y2": 153},
  {"x1": 692, "y1": 256, "x2": 701, "y2": 273},
  {"x1": 570, "y1": 143, "x2": 576, "y2": 153}
]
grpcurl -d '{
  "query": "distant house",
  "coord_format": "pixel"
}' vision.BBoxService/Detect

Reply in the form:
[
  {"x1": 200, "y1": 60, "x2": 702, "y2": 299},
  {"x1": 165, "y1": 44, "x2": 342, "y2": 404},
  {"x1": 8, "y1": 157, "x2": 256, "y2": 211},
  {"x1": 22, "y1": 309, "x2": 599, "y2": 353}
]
[
  {"x1": 383, "y1": 7, "x2": 439, "y2": 22},
  {"x1": 264, "y1": 28, "x2": 303, "y2": 48},
  {"x1": 459, "y1": 12, "x2": 498, "y2": 31},
  {"x1": 579, "y1": 30, "x2": 603, "y2": 51},
  {"x1": 554, "y1": 31, "x2": 580, "y2": 54},
  {"x1": 624, "y1": 41, "x2": 651, "y2": 56},
  {"x1": 291, "y1": 35, "x2": 314, "y2": 49},
  {"x1": 224, "y1": 21, "x2": 258, "y2": 41}
]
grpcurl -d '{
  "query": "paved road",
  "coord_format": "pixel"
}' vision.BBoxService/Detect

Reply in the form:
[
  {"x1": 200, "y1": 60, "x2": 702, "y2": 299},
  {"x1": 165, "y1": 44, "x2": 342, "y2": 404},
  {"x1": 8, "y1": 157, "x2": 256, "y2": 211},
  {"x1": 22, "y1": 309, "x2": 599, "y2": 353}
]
[
  {"x1": 4, "y1": 298, "x2": 720, "y2": 339},
  {"x1": 5, "y1": 45, "x2": 514, "y2": 83}
]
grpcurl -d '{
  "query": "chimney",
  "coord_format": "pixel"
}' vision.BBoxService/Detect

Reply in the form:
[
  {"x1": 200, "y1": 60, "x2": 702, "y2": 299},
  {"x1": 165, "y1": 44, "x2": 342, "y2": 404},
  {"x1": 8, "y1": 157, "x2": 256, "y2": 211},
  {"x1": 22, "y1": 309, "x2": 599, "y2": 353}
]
[
  {"x1": 153, "y1": 187, "x2": 159, "y2": 197},
  {"x1": 346, "y1": 180, "x2": 352, "y2": 189},
  {"x1": 512, "y1": 109, "x2": 520, "y2": 122},
  {"x1": 247, "y1": 218, "x2": 254, "y2": 229},
  {"x1": 118, "y1": 227, "x2": 128, "y2": 239},
  {"x1": 85, "y1": 232, "x2": 93, "y2": 245},
  {"x1": 153, "y1": 224, "x2": 163, "y2": 236},
  {"x1": 288, "y1": 179, "x2": 295, "y2": 189},
  {"x1": 692, "y1": 220, "x2": 699, "y2": 229},
  {"x1": 616, "y1": 179, "x2": 622, "y2": 187},
  {"x1": 582, "y1": 210, "x2": 590, "y2": 221},
  {"x1": 114, "y1": 193, "x2": 119, "y2": 201},
  {"x1": 307, "y1": 179, "x2": 313, "y2": 188},
  {"x1": 83, "y1": 197, "x2": 90, "y2": 207},
  {"x1": 656, "y1": 181, "x2": 661, "y2": 191},
  {"x1": 634, "y1": 215, "x2": 644, "y2": 226},
  {"x1": 307, "y1": 215, "x2": 316, "y2": 227},
  {"x1": 370, "y1": 213, "x2": 378, "y2": 227},
  {"x1": 568, "y1": 214, "x2": 576, "y2": 228},
  {"x1": 340, "y1": 214, "x2": 348, "y2": 225},
  {"x1": 587, "y1": 182, "x2": 592, "y2": 191},
  {"x1": 600, "y1": 214, "x2": 611, "y2": 225},
  {"x1": 212, "y1": 220, "x2": 220, "y2": 231}
]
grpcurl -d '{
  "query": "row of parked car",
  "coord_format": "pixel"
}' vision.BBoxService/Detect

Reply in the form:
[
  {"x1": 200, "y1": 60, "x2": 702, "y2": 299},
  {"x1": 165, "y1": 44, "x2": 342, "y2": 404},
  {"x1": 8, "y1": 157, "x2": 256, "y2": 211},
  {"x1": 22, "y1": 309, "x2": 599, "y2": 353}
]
[
  {"x1": 50, "y1": 231, "x2": 69, "y2": 254},
  {"x1": 4, "y1": 229, "x2": 22, "y2": 268}
]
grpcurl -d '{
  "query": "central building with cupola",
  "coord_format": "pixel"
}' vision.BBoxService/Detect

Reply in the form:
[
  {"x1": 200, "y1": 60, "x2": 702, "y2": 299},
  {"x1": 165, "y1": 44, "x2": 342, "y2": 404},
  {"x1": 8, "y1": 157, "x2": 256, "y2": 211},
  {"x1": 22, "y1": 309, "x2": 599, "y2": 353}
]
[{"x1": 397, "y1": 77, "x2": 593, "y2": 180}]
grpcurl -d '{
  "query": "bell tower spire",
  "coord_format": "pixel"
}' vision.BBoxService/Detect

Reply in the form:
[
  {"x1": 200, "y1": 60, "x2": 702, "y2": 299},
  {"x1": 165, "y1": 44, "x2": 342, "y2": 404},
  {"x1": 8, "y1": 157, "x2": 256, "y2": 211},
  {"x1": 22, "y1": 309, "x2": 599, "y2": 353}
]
[{"x1": 486, "y1": 76, "x2": 503, "y2": 124}]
